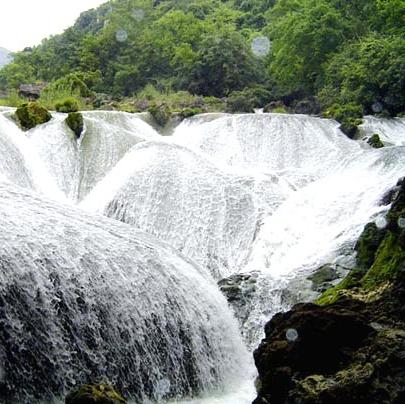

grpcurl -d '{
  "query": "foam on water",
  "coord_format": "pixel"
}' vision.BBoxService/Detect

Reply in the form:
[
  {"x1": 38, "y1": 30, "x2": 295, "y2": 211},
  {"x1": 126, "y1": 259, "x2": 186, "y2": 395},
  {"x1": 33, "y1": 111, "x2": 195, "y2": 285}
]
[
  {"x1": 0, "y1": 181, "x2": 251, "y2": 403},
  {"x1": 1, "y1": 108, "x2": 405, "y2": 402}
]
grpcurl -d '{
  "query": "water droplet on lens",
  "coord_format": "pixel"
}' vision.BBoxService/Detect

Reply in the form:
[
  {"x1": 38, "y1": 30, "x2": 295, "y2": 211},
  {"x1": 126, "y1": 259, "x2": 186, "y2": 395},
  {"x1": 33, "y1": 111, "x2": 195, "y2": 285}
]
[
  {"x1": 251, "y1": 36, "x2": 271, "y2": 57},
  {"x1": 132, "y1": 8, "x2": 145, "y2": 21},
  {"x1": 155, "y1": 378, "x2": 171, "y2": 398},
  {"x1": 372, "y1": 102, "x2": 383, "y2": 113},
  {"x1": 286, "y1": 328, "x2": 298, "y2": 342},
  {"x1": 115, "y1": 29, "x2": 128, "y2": 43},
  {"x1": 375, "y1": 216, "x2": 387, "y2": 229},
  {"x1": 398, "y1": 217, "x2": 405, "y2": 228}
]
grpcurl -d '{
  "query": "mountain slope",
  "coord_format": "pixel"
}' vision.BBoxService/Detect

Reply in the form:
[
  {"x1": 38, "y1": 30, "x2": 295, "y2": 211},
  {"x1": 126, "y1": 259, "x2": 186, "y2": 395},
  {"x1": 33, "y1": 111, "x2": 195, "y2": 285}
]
[{"x1": 0, "y1": 47, "x2": 12, "y2": 69}]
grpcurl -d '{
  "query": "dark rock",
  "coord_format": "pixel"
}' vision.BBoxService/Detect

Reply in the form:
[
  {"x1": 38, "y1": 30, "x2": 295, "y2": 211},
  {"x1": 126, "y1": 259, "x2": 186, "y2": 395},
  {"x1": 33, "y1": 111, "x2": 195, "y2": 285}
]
[
  {"x1": 339, "y1": 120, "x2": 360, "y2": 139},
  {"x1": 367, "y1": 133, "x2": 384, "y2": 148},
  {"x1": 253, "y1": 177, "x2": 405, "y2": 403},
  {"x1": 218, "y1": 272, "x2": 258, "y2": 325},
  {"x1": 254, "y1": 300, "x2": 374, "y2": 403},
  {"x1": 15, "y1": 102, "x2": 51, "y2": 130},
  {"x1": 263, "y1": 101, "x2": 288, "y2": 113},
  {"x1": 65, "y1": 383, "x2": 126, "y2": 404},
  {"x1": 18, "y1": 83, "x2": 46, "y2": 100},
  {"x1": 66, "y1": 112, "x2": 84, "y2": 139},
  {"x1": 291, "y1": 97, "x2": 320, "y2": 115}
]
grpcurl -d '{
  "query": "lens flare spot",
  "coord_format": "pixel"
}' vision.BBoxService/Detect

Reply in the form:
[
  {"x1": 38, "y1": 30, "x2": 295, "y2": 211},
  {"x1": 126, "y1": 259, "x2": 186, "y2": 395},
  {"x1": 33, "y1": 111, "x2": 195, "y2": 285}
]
[
  {"x1": 132, "y1": 8, "x2": 145, "y2": 21},
  {"x1": 286, "y1": 328, "x2": 298, "y2": 342},
  {"x1": 115, "y1": 29, "x2": 128, "y2": 43},
  {"x1": 251, "y1": 36, "x2": 271, "y2": 57},
  {"x1": 375, "y1": 216, "x2": 387, "y2": 229}
]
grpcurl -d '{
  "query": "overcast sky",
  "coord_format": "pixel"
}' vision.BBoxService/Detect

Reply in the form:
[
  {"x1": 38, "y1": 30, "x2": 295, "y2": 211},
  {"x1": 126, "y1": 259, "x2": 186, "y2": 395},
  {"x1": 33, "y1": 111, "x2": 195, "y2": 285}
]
[{"x1": 0, "y1": 0, "x2": 108, "y2": 52}]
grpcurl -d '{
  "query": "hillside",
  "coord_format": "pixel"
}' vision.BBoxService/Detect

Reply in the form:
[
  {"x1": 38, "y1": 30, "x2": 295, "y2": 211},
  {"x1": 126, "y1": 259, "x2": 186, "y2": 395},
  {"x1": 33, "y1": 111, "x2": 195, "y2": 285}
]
[
  {"x1": 0, "y1": 0, "x2": 404, "y2": 117},
  {"x1": 0, "y1": 47, "x2": 12, "y2": 69}
]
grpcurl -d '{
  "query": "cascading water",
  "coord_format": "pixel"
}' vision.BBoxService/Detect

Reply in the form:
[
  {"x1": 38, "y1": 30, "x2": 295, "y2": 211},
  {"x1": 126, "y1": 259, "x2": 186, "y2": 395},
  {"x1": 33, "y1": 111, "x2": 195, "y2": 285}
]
[
  {"x1": 0, "y1": 108, "x2": 404, "y2": 403},
  {"x1": 81, "y1": 141, "x2": 258, "y2": 278},
  {"x1": 0, "y1": 181, "x2": 251, "y2": 403},
  {"x1": 360, "y1": 115, "x2": 405, "y2": 146}
]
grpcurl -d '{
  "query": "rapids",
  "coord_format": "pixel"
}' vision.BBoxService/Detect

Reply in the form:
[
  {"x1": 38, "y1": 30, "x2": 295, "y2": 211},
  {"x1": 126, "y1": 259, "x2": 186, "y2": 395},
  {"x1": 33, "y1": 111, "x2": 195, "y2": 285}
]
[{"x1": 0, "y1": 109, "x2": 404, "y2": 402}]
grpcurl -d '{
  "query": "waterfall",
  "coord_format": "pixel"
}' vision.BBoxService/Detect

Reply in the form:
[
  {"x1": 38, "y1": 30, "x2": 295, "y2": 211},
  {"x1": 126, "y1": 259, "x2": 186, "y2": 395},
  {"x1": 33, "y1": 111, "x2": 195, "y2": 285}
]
[
  {"x1": 0, "y1": 181, "x2": 251, "y2": 403},
  {"x1": 360, "y1": 115, "x2": 405, "y2": 146},
  {"x1": 81, "y1": 141, "x2": 258, "y2": 278},
  {"x1": 0, "y1": 107, "x2": 404, "y2": 402}
]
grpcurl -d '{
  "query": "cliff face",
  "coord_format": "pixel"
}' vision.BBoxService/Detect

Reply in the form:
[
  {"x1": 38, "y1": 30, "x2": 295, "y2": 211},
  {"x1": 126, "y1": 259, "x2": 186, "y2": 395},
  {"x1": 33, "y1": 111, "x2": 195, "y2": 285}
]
[{"x1": 253, "y1": 178, "x2": 405, "y2": 404}]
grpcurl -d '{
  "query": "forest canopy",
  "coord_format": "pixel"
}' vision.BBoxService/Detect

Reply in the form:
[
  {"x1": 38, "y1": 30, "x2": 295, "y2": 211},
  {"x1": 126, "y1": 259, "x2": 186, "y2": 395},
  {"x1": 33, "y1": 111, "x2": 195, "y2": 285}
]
[{"x1": 0, "y1": 0, "x2": 404, "y2": 115}]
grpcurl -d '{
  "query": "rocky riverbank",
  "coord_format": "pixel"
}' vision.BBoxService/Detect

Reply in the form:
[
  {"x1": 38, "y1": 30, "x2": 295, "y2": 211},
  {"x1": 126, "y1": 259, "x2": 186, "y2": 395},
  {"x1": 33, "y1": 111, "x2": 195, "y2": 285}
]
[{"x1": 253, "y1": 178, "x2": 405, "y2": 403}]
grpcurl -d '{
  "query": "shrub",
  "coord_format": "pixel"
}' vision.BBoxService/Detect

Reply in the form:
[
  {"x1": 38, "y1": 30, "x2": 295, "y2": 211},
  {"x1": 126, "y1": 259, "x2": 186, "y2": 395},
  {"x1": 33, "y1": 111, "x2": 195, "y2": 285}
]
[
  {"x1": 180, "y1": 107, "x2": 203, "y2": 118},
  {"x1": 323, "y1": 103, "x2": 363, "y2": 138},
  {"x1": 148, "y1": 103, "x2": 171, "y2": 126},
  {"x1": 55, "y1": 97, "x2": 80, "y2": 113}
]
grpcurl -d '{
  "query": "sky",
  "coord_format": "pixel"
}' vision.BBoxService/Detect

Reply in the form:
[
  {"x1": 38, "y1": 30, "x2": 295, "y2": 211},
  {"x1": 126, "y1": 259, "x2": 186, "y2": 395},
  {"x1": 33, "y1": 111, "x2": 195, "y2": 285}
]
[{"x1": 0, "y1": 0, "x2": 108, "y2": 52}]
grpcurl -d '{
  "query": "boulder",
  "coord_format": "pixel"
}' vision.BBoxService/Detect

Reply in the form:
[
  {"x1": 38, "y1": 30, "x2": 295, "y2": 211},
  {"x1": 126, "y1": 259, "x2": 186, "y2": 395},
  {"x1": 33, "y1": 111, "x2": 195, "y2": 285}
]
[
  {"x1": 307, "y1": 264, "x2": 340, "y2": 292},
  {"x1": 367, "y1": 133, "x2": 384, "y2": 148},
  {"x1": 15, "y1": 102, "x2": 51, "y2": 130},
  {"x1": 148, "y1": 103, "x2": 171, "y2": 127},
  {"x1": 263, "y1": 101, "x2": 288, "y2": 113},
  {"x1": 66, "y1": 112, "x2": 84, "y2": 139},
  {"x1": 18, "y1": 83, "x2": 46, "y2": 100}
]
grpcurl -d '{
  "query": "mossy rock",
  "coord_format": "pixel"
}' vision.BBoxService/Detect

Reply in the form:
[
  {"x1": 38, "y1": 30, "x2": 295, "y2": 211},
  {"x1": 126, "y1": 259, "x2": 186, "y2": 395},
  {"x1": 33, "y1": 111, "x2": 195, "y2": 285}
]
[
  {"x1": 55, "y1": 97, "x2": 80, "y2": 113},
  {"x1": 317, "y1": 178, "x2": 405, "y2": 305},
  {"x1": 15, "y1": 102, "x2": 51, "y2": 130},
  {"x1": 148, "y1": 103, "x2": 171, "y2": 126},
  {"x1": 339, "y1": 118, "x2": 362, "y2": 139},
  {"x1": 367, "y1": 133, "x2": 384, "y2": 148},
  {"x1": 66, "y1": 112, "x2": 84, "y2": 139},
  {"x1": 308, "y1": 265, "x2": 340, "y2": 292},
  {"x1": 65, "y1": 383, "x2": 126, "y2": 404},
  {"x1": 180, "y1": 107, "x2": 203, "y2": 118}
]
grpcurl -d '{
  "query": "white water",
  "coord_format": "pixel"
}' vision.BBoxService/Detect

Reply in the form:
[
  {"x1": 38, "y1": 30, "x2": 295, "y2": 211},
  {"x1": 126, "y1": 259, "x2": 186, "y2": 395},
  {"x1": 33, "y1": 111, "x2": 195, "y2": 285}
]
[{"x1": 0, "y1": 109, "x2": 404, "y2": 403}]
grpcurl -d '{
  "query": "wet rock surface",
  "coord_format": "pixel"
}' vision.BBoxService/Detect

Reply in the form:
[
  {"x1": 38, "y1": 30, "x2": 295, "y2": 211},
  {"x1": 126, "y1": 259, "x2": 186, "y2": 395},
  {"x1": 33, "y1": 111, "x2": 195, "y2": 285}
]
[
  {"x1": 218, "y1": 272, "x2": 258, "y2": 325},
  {"x1": 253, "y1": 178, "x2": 405, "y2": 403},
  {"x1": 253, "y1": 280, "x2": 405, "y2": 404}
]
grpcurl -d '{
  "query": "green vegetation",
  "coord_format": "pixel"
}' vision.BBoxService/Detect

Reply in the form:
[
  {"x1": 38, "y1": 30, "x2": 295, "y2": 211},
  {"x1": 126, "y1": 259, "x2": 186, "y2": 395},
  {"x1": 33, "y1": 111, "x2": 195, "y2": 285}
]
[
  {"x1": 65, "y1": 383, "x2": 126, "y2": 404},
  {"x1": 65, "y1": 112, "x2": 84, "y2": 138},
  {"x1": 15, "y1": 102, "x2": 52, "y2": 130},
  {"x1": 148, "y1": 102, "x2": 171, "y2": 126},
  {"x1": 368, "y1": 133, "x2": 384, "y2": 148},
  {"x1": 0, "y1": 0, "x2": 403, "y2": 118},
  {"x1": 55, "y1": 97, "x2": 80, "y2": 113},
  {"x1": 317, "y1": 179, "x2": 405, "y2": 305}
]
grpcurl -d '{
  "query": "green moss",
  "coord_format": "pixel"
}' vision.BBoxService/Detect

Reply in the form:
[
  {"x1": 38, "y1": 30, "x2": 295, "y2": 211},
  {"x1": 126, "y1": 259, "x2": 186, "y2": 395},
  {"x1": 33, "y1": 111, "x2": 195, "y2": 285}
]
[
  {"x1": 355, "y1": 223, "x2": 386, "y2": 269},
  {"x1": 15, "y1": 102, "x2": 51, "y2": 130},
  {"x1": 148, "y1": 102, "x2": 171, "y2": 126},
  {"x1": 317, "y1": 180, "x2": 405, "y2": 305},
  {"x1": 323, "y1": 103, "x2": 363, "y2": 138},
  {"x1": 367, "y1": 134, "x2": 384, "y2": 148},
  {"x1": 362, "y1": 231, "x2": 405, "y2": 289},
  {"x1": 180, "y1": 107, "x2": 203, "y2": 118},
  {"x1": 65, "y1": 112, "x2": 84, "y2": 139},
  {"x1": 65, "y1": 383, "x2": 126, "y2": 404},
  {"x1": 55, "y1": 97, "x2": 80, "y2": 113}
]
